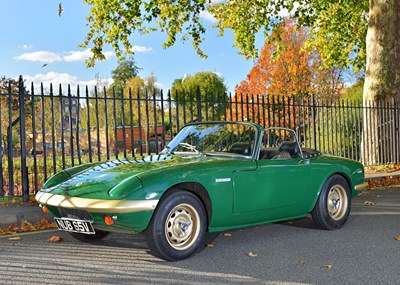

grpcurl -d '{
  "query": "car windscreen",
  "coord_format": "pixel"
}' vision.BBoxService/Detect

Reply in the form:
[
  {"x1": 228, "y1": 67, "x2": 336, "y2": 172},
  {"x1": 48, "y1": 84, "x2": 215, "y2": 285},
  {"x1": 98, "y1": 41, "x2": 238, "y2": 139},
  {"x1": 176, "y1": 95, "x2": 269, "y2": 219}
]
[{"x1": 164, "y1": 122, "x2": 257, "y2": 157}]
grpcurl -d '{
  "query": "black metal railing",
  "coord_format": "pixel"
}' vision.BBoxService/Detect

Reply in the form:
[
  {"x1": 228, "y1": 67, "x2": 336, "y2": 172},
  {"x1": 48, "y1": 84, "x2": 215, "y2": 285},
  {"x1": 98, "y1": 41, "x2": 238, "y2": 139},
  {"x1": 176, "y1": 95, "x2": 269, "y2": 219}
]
[{"x1": 1, "y1": 77, "x2": 400, "y2": 200}]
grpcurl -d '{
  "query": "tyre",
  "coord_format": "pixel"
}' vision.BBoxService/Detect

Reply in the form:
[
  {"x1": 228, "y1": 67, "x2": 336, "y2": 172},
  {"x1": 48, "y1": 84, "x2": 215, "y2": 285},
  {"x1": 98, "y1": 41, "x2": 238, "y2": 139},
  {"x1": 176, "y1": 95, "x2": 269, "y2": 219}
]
[
  {"x1": 145, "y1": 190, "x2": 207, "y2": 261},
  {"x1": 69, "y1": 229, "x2": 110, "y2": 243},
  {"x1": 311, "y1": 175, "x2": 351, "y2": 230}
]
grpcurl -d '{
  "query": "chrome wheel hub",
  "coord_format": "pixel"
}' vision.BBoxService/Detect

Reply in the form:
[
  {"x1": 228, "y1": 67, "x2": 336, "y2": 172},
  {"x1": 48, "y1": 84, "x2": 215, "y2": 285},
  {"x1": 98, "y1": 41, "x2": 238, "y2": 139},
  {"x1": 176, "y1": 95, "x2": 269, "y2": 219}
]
[
  {"x1": 165, "y1": 203, "x2": 200, "y2": 250},
  {"x1": 327, "y1": 185, "x2": 348, "y2": 221}
]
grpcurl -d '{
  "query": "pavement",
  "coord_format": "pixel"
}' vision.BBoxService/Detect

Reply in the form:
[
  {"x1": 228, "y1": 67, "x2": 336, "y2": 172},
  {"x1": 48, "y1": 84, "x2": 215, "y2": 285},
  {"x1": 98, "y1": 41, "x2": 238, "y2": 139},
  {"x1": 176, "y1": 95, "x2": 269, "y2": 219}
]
[{"x1": 0, "y1": 170, "x2": 400, "y2": 229}]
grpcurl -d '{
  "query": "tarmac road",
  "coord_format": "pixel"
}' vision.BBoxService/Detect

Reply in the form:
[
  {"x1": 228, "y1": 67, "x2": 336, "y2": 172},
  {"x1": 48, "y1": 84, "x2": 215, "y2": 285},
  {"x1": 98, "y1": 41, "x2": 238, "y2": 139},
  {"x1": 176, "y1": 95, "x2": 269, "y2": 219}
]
[{"x1": 0, "y1": 188, "x2": 399, "y2": 285}]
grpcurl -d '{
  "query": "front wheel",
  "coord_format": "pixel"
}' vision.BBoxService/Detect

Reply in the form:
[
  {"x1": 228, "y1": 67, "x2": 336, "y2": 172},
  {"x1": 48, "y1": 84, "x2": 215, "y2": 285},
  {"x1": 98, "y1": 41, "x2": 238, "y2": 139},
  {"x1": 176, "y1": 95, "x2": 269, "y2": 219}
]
[
  {"x1": 145, "y1": 190, "x2": 207, "y2": 261},
  {"x1": 311, "y1": 175, "x2": 351, "y2": 230}
]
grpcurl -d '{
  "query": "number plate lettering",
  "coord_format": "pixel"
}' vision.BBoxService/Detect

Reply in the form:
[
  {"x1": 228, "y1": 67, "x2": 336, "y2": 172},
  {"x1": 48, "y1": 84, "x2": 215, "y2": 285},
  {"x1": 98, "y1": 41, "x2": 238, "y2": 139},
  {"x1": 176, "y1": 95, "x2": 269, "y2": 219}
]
[{"x1": 54, "y1": 218, "x2": 95, "y2": 234}]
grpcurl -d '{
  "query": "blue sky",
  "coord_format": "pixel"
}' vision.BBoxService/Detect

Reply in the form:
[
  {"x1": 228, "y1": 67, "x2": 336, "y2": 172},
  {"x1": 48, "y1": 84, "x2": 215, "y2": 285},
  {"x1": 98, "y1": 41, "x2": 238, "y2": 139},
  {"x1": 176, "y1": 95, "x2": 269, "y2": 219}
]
[{"x1": 0, "y1": 1, "x2": 263, "y2": 93}]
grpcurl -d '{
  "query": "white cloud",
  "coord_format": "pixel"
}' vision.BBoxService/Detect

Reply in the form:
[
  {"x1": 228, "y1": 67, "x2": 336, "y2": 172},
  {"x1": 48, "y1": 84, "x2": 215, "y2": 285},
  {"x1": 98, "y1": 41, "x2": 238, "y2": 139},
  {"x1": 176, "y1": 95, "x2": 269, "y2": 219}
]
[
  {"x1": 63, "y1": 49, "x2": 115, "y2": 62},
  {"x1": 24, "y1": 72, "x2": 78, "y2": 86},
  {"x1": 200, "y1": 10, "x2": 217, "y2": 23},
  {"x1": 78, "y1": 78, "x2": 114, "y2": 88},
  {"x1": 15, "y1": 49, "x2": 116, "y2": 64},
  {"x1": 131, "y1": 45, "x2": 153, "y2": 53},
  {"x1": 63, "y1": 49, "x2": 93, "y2": 62},
  {"x1": 200, "y1": 0, "x2": 225, "y2": 23},
  {"x1": 152, "y1": 81, "x2": 163, "y2": 89},
  {"x1": 213, "y1": 71, "x2": 223, "y2": 78},
  {"x1": 15, "y1": 51, "x2": 62, "y2": 63},
  {"x1": 278, "y1": 2, "x2": 300, "y2": 17},
  {"x1": 16, "y1": 46, "x2": 151, "y2": 65},
  {"x1": 24, "y1": 72, "x2": 114, "y2": 92}
]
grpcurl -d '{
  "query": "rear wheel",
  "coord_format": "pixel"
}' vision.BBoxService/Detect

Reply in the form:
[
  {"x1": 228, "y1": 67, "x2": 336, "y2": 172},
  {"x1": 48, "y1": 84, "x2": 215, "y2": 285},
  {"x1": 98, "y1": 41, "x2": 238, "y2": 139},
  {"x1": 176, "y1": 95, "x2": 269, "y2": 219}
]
[
  {"x1": 311, "y1": 175, "x2": 351, "y2": 230},
  {"x1": 145, "y1": 190, "x2": 207, "y2": 261},
  {"x1": 69, "y1": 229, "x2": 109, "y2": 242}
]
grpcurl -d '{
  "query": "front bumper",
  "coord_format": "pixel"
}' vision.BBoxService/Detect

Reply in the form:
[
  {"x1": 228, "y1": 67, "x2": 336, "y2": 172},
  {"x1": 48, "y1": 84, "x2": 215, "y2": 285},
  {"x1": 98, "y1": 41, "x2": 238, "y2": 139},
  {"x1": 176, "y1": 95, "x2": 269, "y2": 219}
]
[
  {"x1": 354, "y1": 182, "x2": 368, "y2": 191},
  {"x1": 35, "y1": 192, "x2": 159, "y2": 214}
]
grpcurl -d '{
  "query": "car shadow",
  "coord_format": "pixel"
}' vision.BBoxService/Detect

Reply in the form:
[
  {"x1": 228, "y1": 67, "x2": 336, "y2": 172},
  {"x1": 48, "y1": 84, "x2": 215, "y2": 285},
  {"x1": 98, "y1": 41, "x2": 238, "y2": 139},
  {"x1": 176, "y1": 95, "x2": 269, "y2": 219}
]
[{"x1": 275, "y1": 216, "x2": 321, "y2": 230}]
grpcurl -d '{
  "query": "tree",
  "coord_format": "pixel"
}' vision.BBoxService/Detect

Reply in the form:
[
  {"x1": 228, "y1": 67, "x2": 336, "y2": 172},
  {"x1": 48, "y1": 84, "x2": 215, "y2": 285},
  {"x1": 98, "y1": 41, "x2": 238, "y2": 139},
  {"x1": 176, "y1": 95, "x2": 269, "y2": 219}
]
[
  {"x1": 232, "y1": 19, "x2": 344, "y2": 129},
  {"x1": 171, "y1": 71, "x2": 228, "y2": 120},
  {"x1": 342, "y1": 78, "x2": 364, "y2": 101},
  {"x1": 82, "y1": 0, "x2": 400, "y2": 164},
  {"x1": 0, "y1": 77, "x2": 32, "y2": 152},
  {"x1": 235, "y1": 18, "x2": 344, "y2": 98},
  {"x1": 111, "y1": 57, "x2": 140, "y2": 92},
  {"x1": 171, "y1": 71, "x2": 227, "y2": 100}
]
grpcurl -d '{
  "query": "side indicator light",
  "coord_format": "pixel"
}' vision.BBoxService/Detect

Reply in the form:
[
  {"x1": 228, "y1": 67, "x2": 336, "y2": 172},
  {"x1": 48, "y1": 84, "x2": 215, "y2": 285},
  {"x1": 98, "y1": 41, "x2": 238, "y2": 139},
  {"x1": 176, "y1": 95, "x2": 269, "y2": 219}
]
[
  {"x1": 42, "y1": 206, "x2": 49, "y2": 214},
  {"x1": 104, "y1": 215, "x2": 114, "y2": 225}
]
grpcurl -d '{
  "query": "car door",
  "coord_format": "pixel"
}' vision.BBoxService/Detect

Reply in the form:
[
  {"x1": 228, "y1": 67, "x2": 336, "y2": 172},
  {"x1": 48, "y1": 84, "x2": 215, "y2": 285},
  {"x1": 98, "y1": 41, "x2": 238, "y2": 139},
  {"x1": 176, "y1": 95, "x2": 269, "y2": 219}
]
[{"x1": 233, "y1": 128, "x2": 311, "y2": 214}]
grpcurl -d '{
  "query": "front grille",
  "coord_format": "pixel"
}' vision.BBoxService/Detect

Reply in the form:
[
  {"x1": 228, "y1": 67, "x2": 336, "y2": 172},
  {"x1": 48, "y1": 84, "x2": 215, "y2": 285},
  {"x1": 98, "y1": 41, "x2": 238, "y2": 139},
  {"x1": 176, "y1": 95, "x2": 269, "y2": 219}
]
[{"x1": 58, "y1": 208, "x2": 93, "y2": 221}]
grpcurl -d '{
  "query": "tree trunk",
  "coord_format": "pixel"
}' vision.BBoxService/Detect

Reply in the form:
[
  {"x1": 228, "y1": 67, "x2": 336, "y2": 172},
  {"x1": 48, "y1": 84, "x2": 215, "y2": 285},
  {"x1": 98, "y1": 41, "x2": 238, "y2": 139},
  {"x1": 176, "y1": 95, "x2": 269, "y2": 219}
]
[{"x1": 362, "y1": 0, "x2": 400, "y2": 165}]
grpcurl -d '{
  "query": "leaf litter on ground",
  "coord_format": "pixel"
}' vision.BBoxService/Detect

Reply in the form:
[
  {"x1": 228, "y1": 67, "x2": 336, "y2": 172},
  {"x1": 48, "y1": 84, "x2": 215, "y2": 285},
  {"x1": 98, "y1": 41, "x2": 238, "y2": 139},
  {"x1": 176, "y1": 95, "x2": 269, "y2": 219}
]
[{"x1": 0, "y1": 218, "x2": 57, "y2": 235}]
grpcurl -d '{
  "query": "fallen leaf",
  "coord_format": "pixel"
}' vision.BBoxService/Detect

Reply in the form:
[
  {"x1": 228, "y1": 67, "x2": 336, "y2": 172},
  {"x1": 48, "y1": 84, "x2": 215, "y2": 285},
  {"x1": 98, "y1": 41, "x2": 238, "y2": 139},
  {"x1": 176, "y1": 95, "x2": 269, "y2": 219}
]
[
  {"x1": 8, "y1": 236, "x2": 22, "y2": 241},
  {"x1": 394, "y1": 235, "x2": 400, "y2": 241},
  {"x1": 364, "y1": 201, "x2": 376, "y2": 205},
  {"x1": 299, "y1": 259, "x2": 307, "y2": 265},
  {"x1": 40, "y1": 218, "x2": 50, "y2": 226},
  {"x1": 324, "y1": 264, "x2": 333, "y2": 269},
  {"x1": 223, "y1": 233, "x2": 232, "y2": 237},
  {"x1": 48, "y1": 236, "x2": 63, "y2": 242},
  {"x1": 247, "y1": 251, "x2": 257, "y2": 257},
  {"x1": 206, "y1": 243, "x2": 214, "y2": 248}
]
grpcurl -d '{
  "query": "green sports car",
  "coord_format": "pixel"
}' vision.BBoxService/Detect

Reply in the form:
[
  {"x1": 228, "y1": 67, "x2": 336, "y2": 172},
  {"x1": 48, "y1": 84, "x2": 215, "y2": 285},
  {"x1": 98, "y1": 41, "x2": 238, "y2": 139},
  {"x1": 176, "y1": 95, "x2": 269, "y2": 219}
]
[{"x1": 35, "y1": 121, "x2": 367, "y2": 260}]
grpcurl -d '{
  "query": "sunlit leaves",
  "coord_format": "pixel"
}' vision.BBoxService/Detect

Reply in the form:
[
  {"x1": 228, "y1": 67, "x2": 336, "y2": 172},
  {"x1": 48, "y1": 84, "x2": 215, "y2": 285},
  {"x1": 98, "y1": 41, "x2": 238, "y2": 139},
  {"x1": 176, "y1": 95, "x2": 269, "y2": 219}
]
[
  {"x1": 82, "y1": 0, "x2": 209, "y2": 66},
  {"x1": 82, "y1": 0, "x2": 368, "y2": 72},
  {"x1": 48, "y1": 236, "x2": 64, "y2": 242},
  {"x1": 0, "y1": 219, "x2": 57, "y2": 235},
  {"x1": 8, "y1": 236, "x2": 22, "y2": 241},
  {"x1": 247, "y1": 251, "x2": 257, "y2": 257}
]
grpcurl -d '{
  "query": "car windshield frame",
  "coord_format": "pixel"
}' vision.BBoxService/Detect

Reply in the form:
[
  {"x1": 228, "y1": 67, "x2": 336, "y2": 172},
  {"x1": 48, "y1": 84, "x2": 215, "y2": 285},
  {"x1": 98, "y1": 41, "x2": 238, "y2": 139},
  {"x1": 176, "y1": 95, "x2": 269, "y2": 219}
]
[{"x1": 162, "y1": 122, "x2": 260, "y2": 159}]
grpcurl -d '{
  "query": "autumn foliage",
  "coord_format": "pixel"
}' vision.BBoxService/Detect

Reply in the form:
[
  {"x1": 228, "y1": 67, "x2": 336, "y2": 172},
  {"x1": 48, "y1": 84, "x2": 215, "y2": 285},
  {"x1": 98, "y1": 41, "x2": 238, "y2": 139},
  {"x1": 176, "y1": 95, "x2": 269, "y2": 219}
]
[
  {"x1": 0, "y1": 218, "x2": 57, "y2": 235},
  {"x1": 229, "y1": 18, "x2": 344, "y2": 128}
]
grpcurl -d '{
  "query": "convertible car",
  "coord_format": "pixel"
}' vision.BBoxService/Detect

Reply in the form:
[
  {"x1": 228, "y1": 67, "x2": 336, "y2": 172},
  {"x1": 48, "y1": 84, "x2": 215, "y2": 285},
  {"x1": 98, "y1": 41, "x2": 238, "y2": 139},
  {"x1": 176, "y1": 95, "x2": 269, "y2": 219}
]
[{"x1": 35, "y1": 121, "x2": 367, "y2": 260}]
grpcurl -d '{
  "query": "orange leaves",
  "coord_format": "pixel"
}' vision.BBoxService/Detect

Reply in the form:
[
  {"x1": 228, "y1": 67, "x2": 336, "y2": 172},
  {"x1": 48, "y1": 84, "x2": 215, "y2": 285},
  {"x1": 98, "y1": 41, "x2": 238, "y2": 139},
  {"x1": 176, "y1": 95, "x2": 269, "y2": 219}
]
[
  {"x1": 0, "y1": 218, "x2": 57, "y2": 235},
  {"x1": 234, "y1": 18, "x2": 331, "y2": 99},
  {"x1": 48, "y1": 236, "x2": 63, "y2": 242},
  {"x1": 367, "y1": 176, "x2": 400, "y2": 189},
  {"x1": 230, "y1": 18, "x2": 339, "y2": 128}
]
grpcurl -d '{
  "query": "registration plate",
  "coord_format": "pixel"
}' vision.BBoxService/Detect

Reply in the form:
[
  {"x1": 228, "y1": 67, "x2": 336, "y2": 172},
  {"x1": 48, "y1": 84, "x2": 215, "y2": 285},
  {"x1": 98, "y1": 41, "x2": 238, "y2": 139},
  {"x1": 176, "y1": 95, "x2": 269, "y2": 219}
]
[{"x1": 54, "y1": 217, "x2": 95, "y2": 234}]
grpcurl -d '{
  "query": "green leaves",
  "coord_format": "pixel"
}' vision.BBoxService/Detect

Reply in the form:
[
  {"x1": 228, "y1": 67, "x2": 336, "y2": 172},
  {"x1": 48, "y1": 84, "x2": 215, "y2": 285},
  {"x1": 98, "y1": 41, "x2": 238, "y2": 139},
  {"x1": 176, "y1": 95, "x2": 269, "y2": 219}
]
[
  {"x1": 82, "y1": 0, "x2": 210, "y2": 66},
  {"x1": 83, "y1": 0, "x2": 368, "y2": 71}
]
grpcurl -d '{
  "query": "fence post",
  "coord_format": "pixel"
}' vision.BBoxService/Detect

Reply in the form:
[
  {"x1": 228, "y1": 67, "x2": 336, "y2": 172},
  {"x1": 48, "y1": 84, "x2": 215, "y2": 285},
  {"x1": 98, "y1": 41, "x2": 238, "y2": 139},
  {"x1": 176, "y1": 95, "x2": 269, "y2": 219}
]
[
  {"x1": 311, "y1": 94, "x2": 317, "y2": 150},
  {"x1": 7, "y1": 81, "x2": 14, "y2": 197},
  {"x1": 0, "y1": 101, "x2": 3, "y2": 197},
  {"x1": 196, "y1": 86, "x2": 202, "y2": 122},
  {"x1": 18, "y1": 76, "x2": 29, "y2": 202}
]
